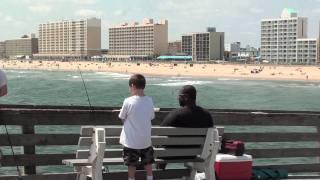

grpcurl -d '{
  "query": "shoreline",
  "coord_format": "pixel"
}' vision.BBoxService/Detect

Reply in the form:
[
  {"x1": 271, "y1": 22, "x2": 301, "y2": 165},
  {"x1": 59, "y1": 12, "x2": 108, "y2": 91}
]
[{"x1": 1, "y1": 59, "x2": 320, "y2": 82}]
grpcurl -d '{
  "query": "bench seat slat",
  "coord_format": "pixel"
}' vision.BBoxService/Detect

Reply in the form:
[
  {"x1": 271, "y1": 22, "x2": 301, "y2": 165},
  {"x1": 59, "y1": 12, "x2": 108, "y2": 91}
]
[
  {"x1": 81, "y1": 126, "x2": 216, "y2": 136},
  {"x1": 63, "y1": 157, "x2": 204, "y2": 166},
  {"x1": 78, "y1": 136, "x2": 206, "y2": 147},
  {"x1": 101, "y1": 169, "x2": 191, "y2": 180},
  {"x1": 76, "y1": 148, "x2": 202, "y2": 159}
]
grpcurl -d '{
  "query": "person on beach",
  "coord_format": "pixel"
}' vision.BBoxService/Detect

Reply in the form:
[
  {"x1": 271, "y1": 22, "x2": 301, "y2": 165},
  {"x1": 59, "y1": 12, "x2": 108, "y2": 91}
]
[
  {"x1": 119, "y1": 74, "x2": 155, "y2": 180},
  {"x1": 161, "y1": 85, "x2": 213, "y2": 127}
]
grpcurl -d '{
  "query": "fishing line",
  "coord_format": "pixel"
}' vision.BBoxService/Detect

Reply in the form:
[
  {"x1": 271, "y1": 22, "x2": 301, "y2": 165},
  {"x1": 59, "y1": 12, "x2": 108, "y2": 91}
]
[
  {"x1": 76, "y1": 66, "x2": 110, "y2": 176},
  {"x1": 2, "y1": 123, "x2": 22, "y2": 180},
  {"x1": 77, "y1": 67, "x2": 93, "y2": 110},
  {"x1": 0, "y1": 70, "x2": 22, "y2": 179}
]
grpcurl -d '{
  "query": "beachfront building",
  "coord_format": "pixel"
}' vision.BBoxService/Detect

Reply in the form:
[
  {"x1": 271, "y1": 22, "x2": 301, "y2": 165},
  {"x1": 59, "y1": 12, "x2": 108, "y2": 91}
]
[
  {"x1": 225, "y1": 42, "x2": 241, "y2": 60},
  {"x1": 181, "y1": 27, "x2": 224, "y2": 61},
  {"x1": 36, "y1": 18, "x2": 101, "y2": 59},
  {"x1": 108, "y1": 18, "x2": 168, "y2": 61},
  {"x1": 318, "y1": 39, "x2": 320, "y2": 64},
  {"x1": 4, "y1": 35, "x2": 38, "y2": 58},
  {"x1": 261, "y1": 8, "x2": 318, "y2": 64},
  {"x1": 296, "y1": 39, "x2": 317, "y2": 64},
  {"x1": 168, "y1": 41, "x2": 182, "y2": 55},
  {"x1": 0, "y1": 42, "x2": 5, "y2": 58},
  {"x1": 181, "y1": 35, "x2": 192, "y2": 56}
]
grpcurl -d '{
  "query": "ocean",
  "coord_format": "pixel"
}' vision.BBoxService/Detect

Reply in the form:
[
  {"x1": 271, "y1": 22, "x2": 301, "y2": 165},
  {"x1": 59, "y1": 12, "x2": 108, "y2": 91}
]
[
  {"x1": 2, "y1": 69, "x2": 320, "y2": 110},
  {"x1": 1, "y1": 69, "x2": 320, "y2": 175}
]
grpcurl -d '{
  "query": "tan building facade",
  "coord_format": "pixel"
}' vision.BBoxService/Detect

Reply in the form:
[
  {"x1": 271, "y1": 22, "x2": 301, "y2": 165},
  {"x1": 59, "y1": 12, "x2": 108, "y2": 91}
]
[
  {"x1": 108, "y1": 18, "x2": 168, "y2": 60},
  {"x1": 168, "y1": 41, "x2": 182, "y2": 55},
  {"x1": 0, "y1": 42, "x2": 5, "y2": 58},
  {"x1": 37, "y1": 18, "x2": 101, "y2": 58},
  {"x1": 5, "y1": 37, "x2": 38, "y2": 58},
  {"x1": 182, "y1": 28, "x2": 225, "y2": 61},
  {"x1": 318, "y1": 38, "x2": 320, "y2": 64}
]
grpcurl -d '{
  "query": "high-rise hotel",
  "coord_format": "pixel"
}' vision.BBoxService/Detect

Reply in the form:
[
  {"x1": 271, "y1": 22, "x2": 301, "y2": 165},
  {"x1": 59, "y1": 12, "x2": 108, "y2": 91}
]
[
  {"x1": 108, "y1": 18, "x2": 168, "y2": 61},
  {"x1": 36, "y1": 18, "x2": 101, "y2": 59},
  {"x1": 261, "y1": 8, "x2": 318, "y2": 64},
  {"x1": 182, "y1": 27, "x2": 224, "y2": 61}
]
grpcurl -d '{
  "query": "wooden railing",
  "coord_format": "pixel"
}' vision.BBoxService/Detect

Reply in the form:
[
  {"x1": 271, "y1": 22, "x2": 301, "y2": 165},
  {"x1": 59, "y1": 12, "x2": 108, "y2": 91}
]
[{"x1": 0, "y1": 104, "x2": 320, "y2": 179}]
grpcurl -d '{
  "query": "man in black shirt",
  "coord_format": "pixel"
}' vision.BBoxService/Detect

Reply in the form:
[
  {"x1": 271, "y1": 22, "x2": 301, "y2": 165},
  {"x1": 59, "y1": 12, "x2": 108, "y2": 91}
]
[
  {"x1": 161, "y1": 85, "x2": 213, "y2": 127},
  {"x1": 157, "y1": 85, "x2": 214, "y2": 170}
]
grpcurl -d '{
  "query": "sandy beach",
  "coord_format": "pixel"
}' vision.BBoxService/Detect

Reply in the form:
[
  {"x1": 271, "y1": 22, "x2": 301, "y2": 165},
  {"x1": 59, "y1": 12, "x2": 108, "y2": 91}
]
[{"x1": 1, "y1": 59, "x2": 320, "y2": 81}]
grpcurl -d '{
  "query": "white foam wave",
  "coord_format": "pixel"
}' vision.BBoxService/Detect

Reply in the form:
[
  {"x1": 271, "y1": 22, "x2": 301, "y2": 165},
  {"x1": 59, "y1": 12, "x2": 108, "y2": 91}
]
[
  {"x1": 152, "y1": 80, "x2": 211, "y2": 87},
  {"x1": 94, "y1": 72, "x2": 130, "y2": 78},
  {"x1": 217, "y1": 78, "x2": 241, "y2": 81}
]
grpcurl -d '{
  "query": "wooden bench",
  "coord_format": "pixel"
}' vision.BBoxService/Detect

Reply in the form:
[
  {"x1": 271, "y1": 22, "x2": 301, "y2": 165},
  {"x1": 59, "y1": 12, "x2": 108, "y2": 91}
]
[{"x1": 63, "y1": 126, "x2": 222, "y2": 180}]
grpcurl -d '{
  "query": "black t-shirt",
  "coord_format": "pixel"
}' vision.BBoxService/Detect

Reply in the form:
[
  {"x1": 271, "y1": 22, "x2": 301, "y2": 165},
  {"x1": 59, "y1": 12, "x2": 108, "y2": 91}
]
[{"x1": 161, "y1": 106, "x2": 214, "y2": 127}]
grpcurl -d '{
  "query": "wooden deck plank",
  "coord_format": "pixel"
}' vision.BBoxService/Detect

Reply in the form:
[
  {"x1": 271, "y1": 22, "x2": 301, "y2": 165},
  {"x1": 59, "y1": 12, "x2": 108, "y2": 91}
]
[
  {"x1": 1, "y1": 108, "x2": 320, "y2": 126},
  {"x1": 0, "y1": 134, "x2": 79, "y2": 146},
  {"x1": 79, "y1": 136, "x2": 206, "y2": 146},
  {"x1": 0, "y1": 173, "x2": 77, "y2": 180},
  {"x1": 247, "y1": 148, "x2": 320, "y2": 158},
  {"x1": 223, "y1": 132, "x2": 319, "y2": 142},
  {"x1": 256, "y1": 164, "x2": 320, "y2": 173},
  {"x1": 0, "y1": 154, "x2": 75, "y2": 166},
  {"x1": 76, "y1": 148, "x2": 202, "y2": 159}
]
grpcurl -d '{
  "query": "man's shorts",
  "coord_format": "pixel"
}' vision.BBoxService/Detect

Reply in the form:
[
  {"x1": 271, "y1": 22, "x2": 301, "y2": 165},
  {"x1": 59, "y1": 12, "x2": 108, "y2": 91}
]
[{"x1": 123, "y1": 146, "x2": 155, "y2": 167}]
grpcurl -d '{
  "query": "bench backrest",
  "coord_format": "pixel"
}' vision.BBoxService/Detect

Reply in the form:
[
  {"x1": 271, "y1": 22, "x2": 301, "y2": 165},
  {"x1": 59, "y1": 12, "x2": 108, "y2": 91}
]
[{"x1": 76, "y1": 126, "x2": 223, "y2": 161}]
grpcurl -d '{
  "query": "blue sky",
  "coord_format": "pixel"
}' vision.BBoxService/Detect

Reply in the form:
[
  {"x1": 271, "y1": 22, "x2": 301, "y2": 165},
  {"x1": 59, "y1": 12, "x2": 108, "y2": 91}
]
[{"x1": 0, "y1": 0, "x2": 320, "y2": 48}]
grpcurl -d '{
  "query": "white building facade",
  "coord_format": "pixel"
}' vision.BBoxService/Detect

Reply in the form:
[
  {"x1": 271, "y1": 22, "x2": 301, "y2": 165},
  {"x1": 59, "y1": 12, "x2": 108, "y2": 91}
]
[{"x1": 260, "y1": 8, "x2": 318, "y2": 64}]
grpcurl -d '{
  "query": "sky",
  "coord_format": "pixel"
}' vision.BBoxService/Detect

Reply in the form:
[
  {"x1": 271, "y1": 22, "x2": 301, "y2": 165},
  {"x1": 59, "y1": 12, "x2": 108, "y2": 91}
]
[{"x1": 0, "y1": 0, "x2": 320, "y2": 48}]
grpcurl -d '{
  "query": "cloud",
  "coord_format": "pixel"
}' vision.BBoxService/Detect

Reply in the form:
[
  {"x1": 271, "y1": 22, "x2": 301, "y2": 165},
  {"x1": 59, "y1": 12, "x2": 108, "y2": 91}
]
[
  {"x1": 312, "y1": 8, "x2": 320, "y2": 14},
  {"x1": 114, "y1": 9, "x2": 125, "y2": 16},
  {"x1": 28, "y1": 4, "x2": 52, "y2": 13},
  {"x1": 249, "y1": 8, "x2": 264, "y2": 14},
  {"x1": 72, "y1": 0, "x2": 97, "y2": 5},
  {"x1": 4, "y1": 16, "x2": 13, "y2": 22},
  {"x1": 75, "y1": 9, "x2": 102, "y2": 18}
]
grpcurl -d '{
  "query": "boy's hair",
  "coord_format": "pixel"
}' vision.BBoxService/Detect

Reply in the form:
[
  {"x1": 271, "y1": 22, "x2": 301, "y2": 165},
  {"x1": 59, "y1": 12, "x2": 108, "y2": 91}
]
[{"x1": 129, "y1": 74, "x2": 146, "y2": 89}]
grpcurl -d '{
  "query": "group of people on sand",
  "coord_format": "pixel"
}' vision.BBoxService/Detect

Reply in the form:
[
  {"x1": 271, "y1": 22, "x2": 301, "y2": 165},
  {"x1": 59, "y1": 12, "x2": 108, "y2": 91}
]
[
  {"x1": 118, "y1": 74, "x2": 213, "y2": 180},
  {"x1": 0, "y1": 70, "x2": 213, "y2": 180}
]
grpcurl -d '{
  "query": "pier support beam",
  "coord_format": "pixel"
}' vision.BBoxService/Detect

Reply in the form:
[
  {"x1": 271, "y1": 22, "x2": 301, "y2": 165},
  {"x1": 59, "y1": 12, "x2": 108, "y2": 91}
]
[{"x1": 22, "y1": 124, "x2": 36, "y2": 175}]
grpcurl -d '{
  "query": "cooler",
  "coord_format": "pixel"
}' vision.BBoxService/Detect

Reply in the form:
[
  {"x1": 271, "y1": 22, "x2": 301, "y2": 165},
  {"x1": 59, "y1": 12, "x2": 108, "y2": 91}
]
[{"x1": 214, "y1": 153, "x2": 252, "y2": 180}]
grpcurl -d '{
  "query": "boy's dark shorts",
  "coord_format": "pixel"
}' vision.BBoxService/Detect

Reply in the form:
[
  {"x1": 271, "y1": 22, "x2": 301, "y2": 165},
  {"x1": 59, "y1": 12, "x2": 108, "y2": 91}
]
[{"x1": 123, "y1": 146, "x2": 155, "y2": 167}]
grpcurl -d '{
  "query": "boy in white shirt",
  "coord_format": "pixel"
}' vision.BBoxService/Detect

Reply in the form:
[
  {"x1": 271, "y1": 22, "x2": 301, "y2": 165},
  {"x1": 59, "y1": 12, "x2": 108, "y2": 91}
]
[{"x1": 119, "y1": 74, "x2": 155, "y2": 180}]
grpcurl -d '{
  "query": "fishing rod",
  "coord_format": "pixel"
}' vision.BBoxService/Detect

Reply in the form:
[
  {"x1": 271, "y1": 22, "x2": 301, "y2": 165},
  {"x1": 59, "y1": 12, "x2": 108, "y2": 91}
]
[
  {"x1": 2, "y1": 123, "x2": 22, "y2": 180},
  {"x1": 0, "y1": 85, "x2": 22, "y2": 179},
  {"x1": 76, "y1": 66, "x2": 110, "y2": 175},
  {"x1": 77, "y1": 66, "x2": 93, "y2": 111}
]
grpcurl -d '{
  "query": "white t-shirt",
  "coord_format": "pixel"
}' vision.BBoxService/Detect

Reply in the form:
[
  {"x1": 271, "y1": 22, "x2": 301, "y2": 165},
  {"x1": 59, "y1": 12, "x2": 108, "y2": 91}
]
[{"x1": 118, "y1": 95, "x2": 155, "y2": 149}]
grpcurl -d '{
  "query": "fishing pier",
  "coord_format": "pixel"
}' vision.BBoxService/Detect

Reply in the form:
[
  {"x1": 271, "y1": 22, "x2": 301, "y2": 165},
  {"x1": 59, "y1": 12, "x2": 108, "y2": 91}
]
[{"x1": 0, "y1": 104, "x2": 320, "y2": 179}]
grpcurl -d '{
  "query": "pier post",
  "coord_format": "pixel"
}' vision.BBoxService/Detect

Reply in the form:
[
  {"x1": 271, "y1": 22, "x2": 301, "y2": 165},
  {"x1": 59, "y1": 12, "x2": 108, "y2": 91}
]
[
  {"x1": 22, "y1": 124, "x2": 36, "y2": 175},
  {"x1": 317, "y1": 125, "x2": 320, "y2": 164}
]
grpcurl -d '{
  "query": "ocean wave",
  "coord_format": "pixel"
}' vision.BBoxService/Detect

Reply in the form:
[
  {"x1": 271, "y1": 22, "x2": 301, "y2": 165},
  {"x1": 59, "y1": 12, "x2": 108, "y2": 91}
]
[
  {"x1": 152, "y1": 80, "x2": 211, "y2": 87},
  {"x1": 217, "y1": 78, "x2": 241, "y2": 81},
  {"x1": 94, "y1": 72, "x2": 130, "y2": 78}
]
